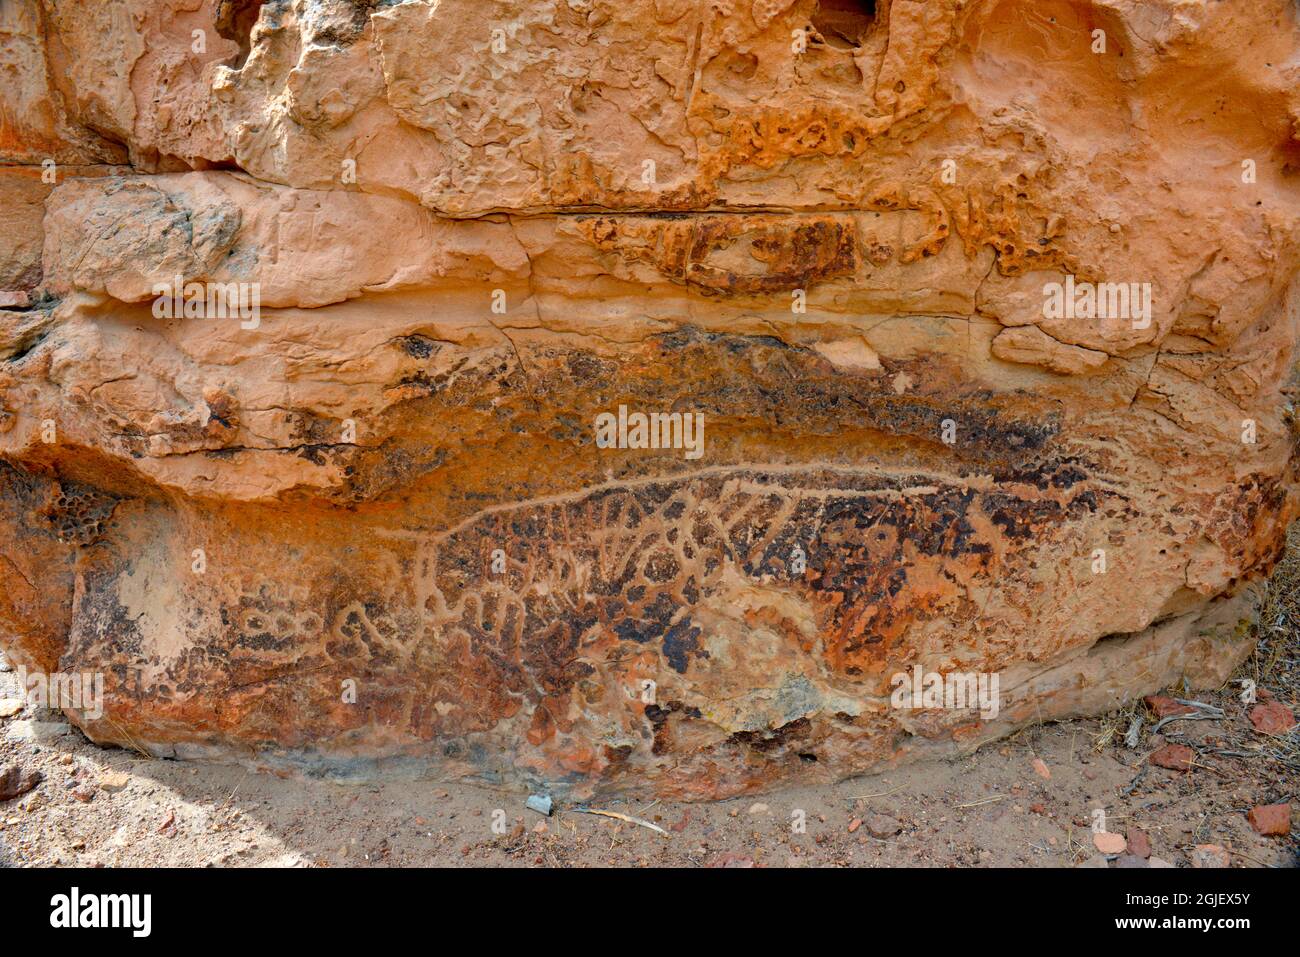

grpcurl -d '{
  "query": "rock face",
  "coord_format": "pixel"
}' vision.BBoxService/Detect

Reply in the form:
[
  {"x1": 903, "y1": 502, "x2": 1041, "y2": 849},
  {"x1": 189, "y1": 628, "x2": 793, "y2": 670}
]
[{"x1": 2, "y1": 0, "x2": 1299, "y2": 799}]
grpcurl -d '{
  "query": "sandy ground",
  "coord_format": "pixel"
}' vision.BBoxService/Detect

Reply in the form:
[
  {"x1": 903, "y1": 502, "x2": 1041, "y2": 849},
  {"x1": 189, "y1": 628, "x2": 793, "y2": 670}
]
[{"x1": 1, "y1": 645, "x2": 1294, "y2": 868}]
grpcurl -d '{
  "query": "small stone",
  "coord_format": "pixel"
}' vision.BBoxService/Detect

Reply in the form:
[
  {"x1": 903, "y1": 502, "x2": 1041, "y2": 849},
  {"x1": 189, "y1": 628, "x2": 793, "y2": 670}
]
[
  {"x1": 1093, "y1": 831, "x2": 1127, "y2": 855},
  {"x1": 1150, "y1": 744, "x2": 1196, "y2": 771},
  {"x1": 1143, "y1": 695, "x2": 1196, "y2": 718},
  {"x1": 1114, "y1": 854, "x2": 1148, "y2": 868},
  {"x1": 1249, "y1": 702, "x2": 1296, "y2": 735},
  {"x1": 524, "y1": 794, "x2": 552, "y2": 816},
  {"x1": 1126, "y1": 826, "x2": 1151, "y2": 859},
  {"x1": 1190, "y1": 844, "x2": 1230, "y2": 868},
  {"x1": 1029, "y1": 803, "x2": 1048, "y2": 816},
  {"x1": 1148, "y1": 856, "x2": 1176, "y2": 868},
  {"x1": 864, "y1": 813, "x2": 902, "y2": 838},
  {"x1": 847, "y1": 818, "x2": 861, "y2": 833},
  {"x1": 0, "y1": 698, "x2": 24, "y2": 718},
  {"x1": 1031, "y1": 758, "x2": 1051, "y2": 780},
  {"x1": 1246, "y1": 803, "x2": 1290, "y2": 837},
  {"x1": 532, "y1": 820, "x2": 547, "y2": 834},
  {"x1": 747, "y1": 802, "x2": 769, "y2": 815},
  {"x1": 1082, "y1": 767, "x2": 1098, "y2": 781},
  {"x1": 98, "y1": 770, "x2": 130, "y2": 793},
  {"x1": 71, "y1": 788, "x2": 94, "y2": 803},
  {"x1": 0, "y1": 765, "x2": 43, "y2": 801}
]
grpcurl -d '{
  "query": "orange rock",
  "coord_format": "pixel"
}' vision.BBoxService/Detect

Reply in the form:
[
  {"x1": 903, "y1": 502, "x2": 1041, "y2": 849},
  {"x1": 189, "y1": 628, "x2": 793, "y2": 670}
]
[
  {"x1": 1093, "y1": 832, "x2": 1127, "y2": 855},
  {"x1": 1143, "y1": 696, "x2": 1196, "y2": 719},
  {"x1": 1, "y1": 0, "x2": 1298, "y2": 800},
  {"x1": 1150, "y1": 745, "x2": 1197, "y2": 771},
  {"x1": 1249, "y1": 702, "x2": 1297, "y2": 735},
  {"x1": 1247, "y1": 804, "x2": 1291, "y2": 837}
]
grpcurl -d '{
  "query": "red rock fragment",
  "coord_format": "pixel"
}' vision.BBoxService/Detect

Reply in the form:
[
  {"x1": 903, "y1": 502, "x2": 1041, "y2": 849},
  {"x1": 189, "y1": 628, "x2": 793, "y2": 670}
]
[
  {"x1": 1093, "y1": 832, "x2": 1126, "y2": 855},
  {"x1": 1126, "y1": 826, "x2": 1151, "y2": 859},
  {"x1": 1247, "y1": 804, "x2": 1290, "y2": 836},
  {"x1": 1149, "y1": 744, "x2": 1196, "y2": 771},
  {"x1": 1249, "y1": 702, "x2": 1296, "y2": 735},
  {"x1": 1143, "y1": 695, "x2": 1195, "y2": 718}
]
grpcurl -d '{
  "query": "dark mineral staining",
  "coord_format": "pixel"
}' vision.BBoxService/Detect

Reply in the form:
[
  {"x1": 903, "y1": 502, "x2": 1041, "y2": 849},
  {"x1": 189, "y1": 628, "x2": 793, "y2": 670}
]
[
  {"x1": 39, "y1": 480, "x2": 118, "y2": 545},
  {"x1": 661, "y1": 618, "x2": 704, "y2": 674}
]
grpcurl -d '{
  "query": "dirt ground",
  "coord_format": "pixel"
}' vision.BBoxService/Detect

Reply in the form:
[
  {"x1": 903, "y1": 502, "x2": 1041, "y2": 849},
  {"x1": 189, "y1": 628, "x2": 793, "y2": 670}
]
[{"x1": 2, "y1": 550, "x2": 1297, "y2": 869}]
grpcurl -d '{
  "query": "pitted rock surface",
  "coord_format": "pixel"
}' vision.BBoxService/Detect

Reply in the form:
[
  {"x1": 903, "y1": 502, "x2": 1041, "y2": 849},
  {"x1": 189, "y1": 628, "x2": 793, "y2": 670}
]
[{"x1": 2, "y1": 0, "x2": 1300, "y2": 797}]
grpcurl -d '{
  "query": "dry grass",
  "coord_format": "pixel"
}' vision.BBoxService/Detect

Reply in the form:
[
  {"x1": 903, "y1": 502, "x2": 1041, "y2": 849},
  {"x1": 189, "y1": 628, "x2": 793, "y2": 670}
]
[
  {"x1": 1242, "y1": 521, "x2": 1300, "y2": 774},
  {"x1": 1252, "y1": 521, "x2": 1300, "y2": 692}
]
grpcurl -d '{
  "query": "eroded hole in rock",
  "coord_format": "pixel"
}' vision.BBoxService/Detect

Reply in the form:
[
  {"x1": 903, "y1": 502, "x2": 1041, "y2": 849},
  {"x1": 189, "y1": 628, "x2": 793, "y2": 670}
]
[
  {"x1": 215, "y1": 0, "x2": 265, "y2": 69},
  {"x1": 812, "y1": 0, "x2": 876, "y2": 50}
]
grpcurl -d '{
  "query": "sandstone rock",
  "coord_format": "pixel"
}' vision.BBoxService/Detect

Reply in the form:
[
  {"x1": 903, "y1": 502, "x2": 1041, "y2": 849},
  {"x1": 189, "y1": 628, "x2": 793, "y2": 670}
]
[
  {"x1": 1093, "y1": 831, "x2": 1127, "y2": 856},
  {"x1": 864, "y1": 813, "x2": 902, "y2": 838},
  {"x1": 0, "y1": 765, "x2": 43, "y2": 802},
  {"x1": 1126, "y1": 826, "x2": 1152, "y2": 859},
  {"x1": 97, "y1": 770, "x2": 130, "y2": 793},
  {"x1": 1249, "y1": 702, "x2": 1297, "y2": 735},
  {"x1": 1, "y1": 0, "x2": 1299, "y2": 799},
  {"x1": 1143, "y1": 696, "x2": 1196, "y2": 719},
  {"x1": 1150, "y1": 745, "x2": 1197, "y2": 772},
  {"x1": 991, "y1": 326, "x2": 1109, "y2": 376},
  {"x1": 1246, "y1": 803, "x2": 1291, "y2": 837},
  {"x1": 1190, "y1": 844, "x2": 1231, "y2": 869}
]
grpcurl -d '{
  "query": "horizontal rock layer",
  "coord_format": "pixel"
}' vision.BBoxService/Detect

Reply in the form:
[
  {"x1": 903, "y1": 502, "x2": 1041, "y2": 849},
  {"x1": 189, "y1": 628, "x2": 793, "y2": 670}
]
[{"x1": 1, "y1": 0, "x2": 1299, "y2": 798}]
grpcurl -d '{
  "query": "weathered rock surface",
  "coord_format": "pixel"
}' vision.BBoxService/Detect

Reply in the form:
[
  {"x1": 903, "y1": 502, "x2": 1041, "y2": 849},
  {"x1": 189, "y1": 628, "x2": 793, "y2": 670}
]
[{"x1": 2, "y1": 0, "x2": 1300, "y2": 799}]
